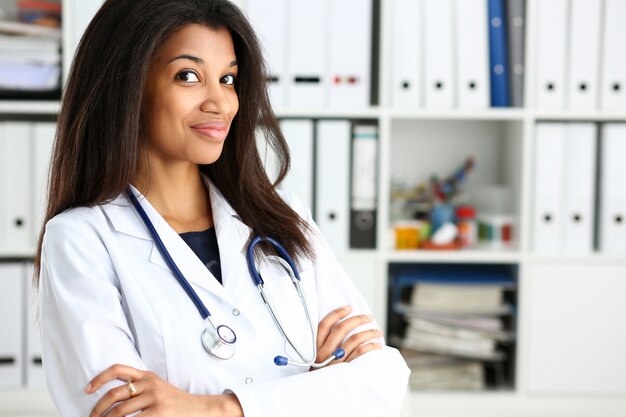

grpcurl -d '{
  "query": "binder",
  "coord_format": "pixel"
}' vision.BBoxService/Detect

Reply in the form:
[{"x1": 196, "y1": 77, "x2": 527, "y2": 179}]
[
  {"x1": 0, "y1": 263, "x2": 24, "y2": 388},
  {"x1": 566, "y1": 0, "x2": 602, "y2": 110},
  {"x1": 599, "y1": 124, "x2": 626, "y2": 254},
  {"x1": 391, "y1": 0, "x2": 422, "y2": 108},
  {"x1": 561, "y1": 123, "x2": 597, "y2": 254},
  {"x1": 256, "y1": 127, "x2": 281, "y2": 186},
  {"x1": 279, "y1": 119, "x2": 314, "y2": 211},
  {"x1": 245, "y1": 0, "x2": 288, "y2": 109},
  {"x1": 423, "y1": 0, "x2": 455, "y2": 108},
  {"x1": 488, "y1": 0, "x2": 510, "y2": 107},
  {"x1": 533, "y1": 123, "x2": 565, "y2": 253},
  {"x1": 65, "y1": 0, "x2": 104, "y2": 77},
  {"x1": 316, "y1": 120, "x2": 351, "y2": 253},
  {"x1": 0, "y1": 122, "x2": 33, "y2": 253},
  {"x1": 600, "y1": 0, "x2": 626, "y2": 111},
  {"x1": 506, "y1": 0, "x2": 526, "y2": 107},
  {"x1": 327, "y1": 0, "x2": 372, "y2": 109},
  {"x1": 350, "y1": 123, "x2": 378, "y2": 249},
  {"x1": 535, "y1": 0, "x2": 568, "y2": 109},
  {"x1": 32, "y1": 123, "x2": 56, "y2": 239},
  {"x1": 286, "y1": 0, "x2": 328, "y2": 108},
  {"x1": 455, "y1": 0, "x2": 490, "y2": 109},
  {"x1": 25, "y1": 263, "x2": 45, "y2": 388}
]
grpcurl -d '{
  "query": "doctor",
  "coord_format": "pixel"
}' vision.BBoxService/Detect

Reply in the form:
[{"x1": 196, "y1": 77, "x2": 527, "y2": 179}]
[{"x1": 34, "y1": 0, "x2": 410, "y2": 416}]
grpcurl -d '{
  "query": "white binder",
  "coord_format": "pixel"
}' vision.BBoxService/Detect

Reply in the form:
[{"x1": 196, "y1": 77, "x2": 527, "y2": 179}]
[
  {"x1": 256, "y1": 128, "x2": 281, "y2": 185},
  {"x1": 391, "y1": 0, "x2": 422, "y2": 108},
  {"x1": 25, "y1": 263, "x2": 45, "y2": 388},
  {"x1": 599, "y1": 124, "x2": 626, "y2": 254},
  {"x1": 245, "y1": 0, "x2": 288, "y2": 109},
  {"x1": 535, "y1": 0, "x2": 568, "y2": 109},
  {"x1": 423, "y1": 0, "x2": 455, "y2": 108},
  {"x1": 279, "y1": 120, "x2": 314, "y2": 211},
  {"x1": 327, "y1": 0, "x2": 372, "y2": 109},
  {"x1": 455, "y1": 0, "x2": 489, "y2": 109},
  {"x1": 64, "y1": 0, "x2": 104, "y2": 80},
  {"x1": 316, "y1": 120, "x2": 351, "y2": 253},
  {"x1": 600, "y1": 0, "x2": 626, "y2": 111},
  {"x1": 561, "y1": 123, "x2": 597, "y2": 254},
  {"x1": 286, "y1": 0, "x2": 328, "y2": 108},
  {"x1": 533, "y1": 123, "x2": 565, "y2": 253},
  {"x1": 0, "y1": 263, "x2": 24, "y2": 388},
  {"x1": 32, "y1": 123, "x2": 56, "y2": 240},
  {"x1": 0, "y1": 122, "x2": 33, "y2": 253},
  {"x1": 566, "y1": 0, "x2": 602, "y2": 110}
]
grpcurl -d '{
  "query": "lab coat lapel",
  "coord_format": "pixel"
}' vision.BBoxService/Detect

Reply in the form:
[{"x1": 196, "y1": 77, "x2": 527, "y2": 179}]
[
  {"x1": 205, "y1": 177, "x2": 252, "y2": 287},
  {"x1": 104, "y1": 186, "x2": 231, "y2": 302}
]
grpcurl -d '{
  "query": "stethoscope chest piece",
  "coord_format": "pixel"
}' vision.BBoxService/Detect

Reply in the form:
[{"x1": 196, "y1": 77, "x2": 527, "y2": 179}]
[{"x1": 201, "y1": 323, "x2": 237, "y2": 360}]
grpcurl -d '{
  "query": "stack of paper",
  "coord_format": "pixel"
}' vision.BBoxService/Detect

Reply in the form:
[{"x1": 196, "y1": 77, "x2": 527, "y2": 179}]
[
  {"x1": 402, "y1": 315, "x2": 512, "y2": 360},
  {"x1": 392, "y1": 265, "x2": 515, "y2": 390},
  {"x1": 0, "y1": 21, "x2": 61, "y2": 93},
  {"x1": 400, "y1": 349, "x2": 485, "y2": 391}
]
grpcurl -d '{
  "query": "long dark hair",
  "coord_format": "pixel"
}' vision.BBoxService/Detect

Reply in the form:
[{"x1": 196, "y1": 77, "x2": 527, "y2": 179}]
[{"x1": 34, "y1": 0, "x2": 313, "y2": 287}]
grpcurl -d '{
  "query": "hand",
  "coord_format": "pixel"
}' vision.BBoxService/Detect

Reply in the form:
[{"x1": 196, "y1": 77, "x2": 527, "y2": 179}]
[
  {"x1": 314, "y1": 306, "x2": 383, "y2": 369},
  {"x1": 86, "y1": 364, "x2": 243, "y2": 417}
]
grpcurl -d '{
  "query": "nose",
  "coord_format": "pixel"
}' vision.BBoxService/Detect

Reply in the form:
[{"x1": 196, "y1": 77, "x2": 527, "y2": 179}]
[{"x1": 199, "y1": 79, "x2": 236, "y2": 115}]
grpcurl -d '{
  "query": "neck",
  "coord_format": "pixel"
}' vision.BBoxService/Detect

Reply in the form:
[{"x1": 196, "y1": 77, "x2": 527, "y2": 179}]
[{"x1": 134, "y1": 160, "x2": 213, "y2": 233}]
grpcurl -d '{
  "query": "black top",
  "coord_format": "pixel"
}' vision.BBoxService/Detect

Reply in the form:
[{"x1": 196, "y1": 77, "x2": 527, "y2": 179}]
[{"x1": 179, "y1": 227, "x2": 222, "y2": 284}]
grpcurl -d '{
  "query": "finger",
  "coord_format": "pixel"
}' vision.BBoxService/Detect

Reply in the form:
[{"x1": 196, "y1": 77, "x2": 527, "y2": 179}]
[
  {"x1": 95, "y1": 393, "x2": 151, "y2": 417},
  {"x1": 340, "y1": 329, "x2": 384, "y2": 362},
  {"x1": 86, "y1": 364, "x2": 146, "y2": 394},
  {"x1": 345, "y1": 342, "x2": 382, "y2": 362},
  {"x1": 316, "y1": 306, "x2": 352, "y2": 347},
  {"x1": 317, "y1": 314, "x2": 373, "y2": 361},
  {"x1": 90, "y1": 379, "x2": 146, "y2": 417}
]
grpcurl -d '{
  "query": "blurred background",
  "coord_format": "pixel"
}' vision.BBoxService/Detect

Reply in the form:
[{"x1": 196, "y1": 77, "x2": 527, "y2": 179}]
[{"x1": 0, "y1": 0, "x2": 625, "y2": 416}]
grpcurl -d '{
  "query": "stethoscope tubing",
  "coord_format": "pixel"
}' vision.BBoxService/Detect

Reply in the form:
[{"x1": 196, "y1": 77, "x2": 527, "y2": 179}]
[
  {"x1": 126, "y1": 186, "x2": 342, "y2": 367},
  {"x1": 126, "y1": 188, "x2": 211, "y2": 320}
]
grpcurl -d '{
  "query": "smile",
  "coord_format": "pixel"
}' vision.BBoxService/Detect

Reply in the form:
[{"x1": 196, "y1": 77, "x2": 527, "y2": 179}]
[{"x1": 191, "y1": 121, "x2": 229, "y2": 141}]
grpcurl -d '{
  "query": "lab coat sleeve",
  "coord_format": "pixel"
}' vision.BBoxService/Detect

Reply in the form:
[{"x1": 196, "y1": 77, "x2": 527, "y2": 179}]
[
  {"x1": 39, "y1": 210, "x2": 148, "y2": 417},
  {"x1": 226, "y1": 193, "x2": 410, "y2": 417}
]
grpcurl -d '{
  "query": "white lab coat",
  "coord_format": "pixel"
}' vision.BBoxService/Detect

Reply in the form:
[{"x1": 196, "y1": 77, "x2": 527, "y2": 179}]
[{"x1": 39, "y1": 176, "x2": 410, "y2": 417}]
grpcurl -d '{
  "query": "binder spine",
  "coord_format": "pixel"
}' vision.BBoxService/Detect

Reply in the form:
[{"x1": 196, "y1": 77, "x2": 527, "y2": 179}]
[{"x1": 488, "y1": 0, "x2": 510, "y2": 107}]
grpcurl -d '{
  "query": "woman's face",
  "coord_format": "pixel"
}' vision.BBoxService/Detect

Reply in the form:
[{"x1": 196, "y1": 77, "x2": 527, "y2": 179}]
[{"x1": 143, "y1": 24, "x2": 239, "y2": 166}]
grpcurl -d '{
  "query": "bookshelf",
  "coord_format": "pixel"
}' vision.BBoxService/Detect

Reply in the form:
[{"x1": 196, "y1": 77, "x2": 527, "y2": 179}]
[{"x1": 1, "y1": 0, "x2": 625, "y2": 416}]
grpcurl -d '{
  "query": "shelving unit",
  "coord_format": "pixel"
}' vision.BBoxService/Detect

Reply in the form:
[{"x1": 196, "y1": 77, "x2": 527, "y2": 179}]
[{"x1": 1, "y1": 0, "x2": 625, "y2": 416}]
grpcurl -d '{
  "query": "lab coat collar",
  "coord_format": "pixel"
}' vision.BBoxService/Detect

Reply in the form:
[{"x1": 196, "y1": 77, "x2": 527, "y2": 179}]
[{"x1": 100, "y1": 175, "x2": 253, "y2": 301}]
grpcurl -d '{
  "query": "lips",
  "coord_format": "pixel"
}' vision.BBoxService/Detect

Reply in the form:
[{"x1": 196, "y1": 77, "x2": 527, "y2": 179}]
[{"x1": 191, "y1": 121, "x2": 229, "y2": 141}]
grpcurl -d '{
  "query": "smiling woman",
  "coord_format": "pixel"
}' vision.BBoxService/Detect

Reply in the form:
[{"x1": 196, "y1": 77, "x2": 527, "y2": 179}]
[{"x1": 32, "y1": 1, "x2": 410, "y2": 416}]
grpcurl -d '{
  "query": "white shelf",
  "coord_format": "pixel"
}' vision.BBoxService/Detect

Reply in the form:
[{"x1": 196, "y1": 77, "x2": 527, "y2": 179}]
[
  {"x1": 386, "y1": 108, "x2": 526, "y2": 121},
  {"x1": 532, "y1": 110, "x2": 626, "y2": 121},
  {"x1": 0, "y1": 101, "x2": 60, "y2": 115},
  {"x1": 274, "y1": 107, "x2": 381, "y2": 119},
  {"x1": 526, "y1": 253, "x2": 626, "y2": 266},
  {"x1": 386, "y1": 248, "x2": 522, "y2": 264}
]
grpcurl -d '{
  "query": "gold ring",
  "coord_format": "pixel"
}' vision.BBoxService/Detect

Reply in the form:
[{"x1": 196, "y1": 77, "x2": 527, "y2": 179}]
[{"x1": 127, "y1": 379, "x2": 138, "y2": 398}]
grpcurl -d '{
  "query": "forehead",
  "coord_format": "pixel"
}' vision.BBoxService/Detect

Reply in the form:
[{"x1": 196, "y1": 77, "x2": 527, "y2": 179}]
[{"x1": 153, "y1": 24, "x2": 236, "y2": 63}]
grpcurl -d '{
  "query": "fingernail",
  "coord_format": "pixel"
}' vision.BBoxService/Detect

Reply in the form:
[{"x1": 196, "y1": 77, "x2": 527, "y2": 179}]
[
  {"x1": 367, "y1": 314, "x2": 374, "y2": 320},
  {"x1": 85, "y1": 383, "x2": 92, "y2": 393},
  {"x1": 343, "y1": 306, "x2": 352, "y2": 312}
]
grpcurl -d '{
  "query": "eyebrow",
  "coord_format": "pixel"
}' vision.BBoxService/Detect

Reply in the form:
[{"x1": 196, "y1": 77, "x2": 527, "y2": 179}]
[{"x1": 166, "y1": 54, "x2": 238, "y2": 67}]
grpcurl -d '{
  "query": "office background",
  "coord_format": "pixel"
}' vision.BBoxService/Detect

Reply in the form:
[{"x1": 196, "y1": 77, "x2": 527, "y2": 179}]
[{"x1": 1, "y1": 0, "x2": 625, "y2": 416}]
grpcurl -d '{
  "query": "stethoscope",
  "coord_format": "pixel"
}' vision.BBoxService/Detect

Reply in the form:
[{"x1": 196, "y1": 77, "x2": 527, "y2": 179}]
[{"x1": 126, "y1": 187, "x2": 344, "y2": 368}]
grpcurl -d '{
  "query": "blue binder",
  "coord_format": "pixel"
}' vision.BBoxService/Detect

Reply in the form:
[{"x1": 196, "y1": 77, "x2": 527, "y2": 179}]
[{"x1": 488, "y1": 0, "x2": 510, "y2": 107}]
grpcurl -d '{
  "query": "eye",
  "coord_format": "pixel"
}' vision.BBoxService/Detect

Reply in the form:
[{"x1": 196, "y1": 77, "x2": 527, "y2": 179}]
[
  {"x1": 175, "y1": 70, "x2": 200, "y2": 83},
  {"x1": 220, "y1": 74, "x2": 237, "y2": 86}
]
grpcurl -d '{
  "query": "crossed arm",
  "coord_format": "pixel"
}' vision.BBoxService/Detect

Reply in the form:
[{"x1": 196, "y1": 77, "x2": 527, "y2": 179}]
[{"x1": 86, "y1": 306, "x2": 383, "y2": 417}]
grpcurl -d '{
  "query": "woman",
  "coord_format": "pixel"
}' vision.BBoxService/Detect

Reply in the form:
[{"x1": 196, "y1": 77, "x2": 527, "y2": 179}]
[{"x1": 34, "y1": 1, "x2": 409, "y2": 416}]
